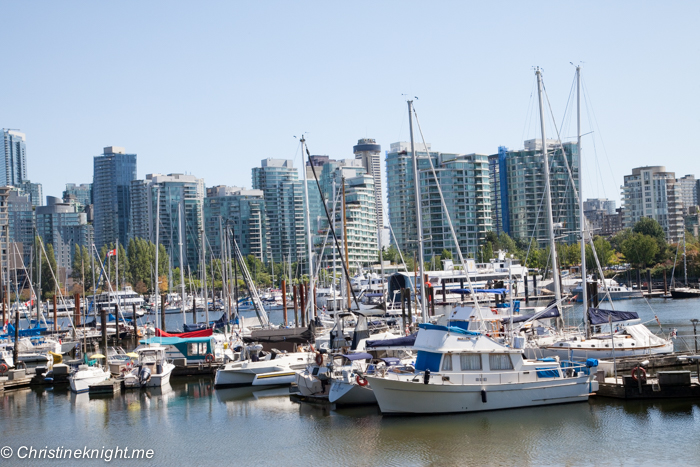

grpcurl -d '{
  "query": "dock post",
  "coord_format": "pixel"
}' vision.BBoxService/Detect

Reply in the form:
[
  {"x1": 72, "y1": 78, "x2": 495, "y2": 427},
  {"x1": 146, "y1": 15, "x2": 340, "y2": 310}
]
[
  {"x1": 292, "y1": 284, "x2": 299, "y2": 328},
  {"x1": 300, "y1": 282, "x2": 306, "y2": 327},
  {"x1": 160, "y1": 294, "x2": 166, "y2": 331},
  {"x1": 533, "y1": 275, "x2": 538, "y2": 297},
  {"x1": 636, "y1": 269, "x2": 641, "y2": 291},
  {"x1": 442, "y1": 281, "x2": 446, "y2": 304},
  {"x1": 406, "y1": 289, "x2": 413, "y2": 326},
  {"x1": 13, "y1": 302, "x2": 19, "y2": 365},
  {"x1": 192, "y1": 295, "x2": 196, "y2": 325},
  {"x1": 101, "y1": 306, "x2": 108, "y2": 356},
  {"x1": 524, "y1": 274, "x2": 529, "y2": 304},
  {"x1": 75, "y1": 293, "x2": 81, "y2": 327},
  {"x1": 663, "y1": 269, "x2": 668, "y2": 296},
  {"x1": 281, "y1": 279, "x2": 288, "y2": 327},
  {"x1": 430, "y1": 287, "x2": 435, "y2": 316},
  {"x1": 401, "y1": 288, "x2": 406, "y2": 331},
  {"x1": 132, "y1": 304, "x2": 138, "y2": 346},
  {"x1": 53, "y1": 294, "x2": 58, "y2": 333},
  {"x1": 647, "y1": 269, "x2": 652, "y2": 294}
]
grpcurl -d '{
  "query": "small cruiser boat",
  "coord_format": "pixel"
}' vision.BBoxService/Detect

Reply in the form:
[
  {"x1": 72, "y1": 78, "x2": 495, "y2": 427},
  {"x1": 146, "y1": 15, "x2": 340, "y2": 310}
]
[
  {"x1": 365, "y1": 323, "x2": 598, "y2": 414},
  {"x1": 214, "y1": 345, "x2": 314, "y2": 388},
  {"x1": 69, "y1": 363, "x2": 109, "y2": 393},
  {"x1": 123, "y1": 345, "x2": 175, "y2": 388}
]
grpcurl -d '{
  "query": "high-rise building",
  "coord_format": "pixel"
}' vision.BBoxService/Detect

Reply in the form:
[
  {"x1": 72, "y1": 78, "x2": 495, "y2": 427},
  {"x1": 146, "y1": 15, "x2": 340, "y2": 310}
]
[
  {"x1": 7, "y1": 188, "x2": 35, "y2": 266},
  {"x1": 354, "y1": 138, "x2": 383, "y2": 242},
  {"x1": 18, "y1": 180, "x2": 43, "y2": 207},
  {"x1": 583, "y1": 198, "x2": 616, "y2": 215},
  {"x1": 0, "y1": 129, "x2": 27, "y2": 187},
  {"x1": 622, "y1": 166, "x2": 683, "y2": 242},
  {"x1": 385, "y1": 141, "x2": 431, "y2": 256},
  {"x1": 252, "y1": 159, "x2": 306, "y2": 264},
  {"x1": 36, "y1": 196, "x2": 93, "y2": 272},
  {"x1": 63, "y1": 183, "x2": 93, "y2": 212},
  {"x1": 387, "y1": 142, "x2": 492, "y2": 259},
  {"x1": 678, "y1": 174, "x2": 697, "y2": 215},
  {"x1": 129, "y1": 174, "x2": 204, "y2": 270},
  {"x1": 204, "y1": 186, "x2": 267, "y2": 261},
  {"x1": 421, "y1": 153, "x2": 491, "y2": 260},
  {"x1": 316, "y1": 159, "x2": 377, "y2": 269},
  {"x1": 489, "y1": 139, "x2": 580, "y2": 246},
  {"x1": 93, "y1": 146, "x2": 137, "y2": 250}
]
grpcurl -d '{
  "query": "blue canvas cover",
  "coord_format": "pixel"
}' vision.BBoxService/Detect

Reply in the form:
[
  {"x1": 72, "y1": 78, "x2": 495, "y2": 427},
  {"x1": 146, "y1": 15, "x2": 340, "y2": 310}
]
[
  {"x1": 419, "y1": 323, "x2": 480, "y2": 336},
  {"x1": 339, "y1": 352, "x2": 373, "y2": 361},
  {"x1": 536, "y1": 368, "x2": 560, "y2": 378},
  {"x1": 588, "y1": 307, "x2": 639, "y2": 325},
  {"x1": 415, "y1": 351, "x2": 442, "y2": 372},
  {"x1": 450, "y1": 288, "x2": 508, "y2": 295},
  {"x1": 504, "y1": 307, "x2": 560, "y2": 323}
]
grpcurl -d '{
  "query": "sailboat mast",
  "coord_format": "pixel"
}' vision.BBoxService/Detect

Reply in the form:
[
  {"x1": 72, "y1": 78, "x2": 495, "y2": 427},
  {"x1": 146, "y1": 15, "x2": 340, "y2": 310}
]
[
  {"x1": 408, "y1": 100, "x2": 427, "y2": 323},
  {"x1": 536, "y1": 68, "x2": 563, "y2": 317},
  {"x1": 576, "y1": 66, "x2": 589, "y2": 338},
  {"x1": 300, "y1": 136, "x2": 315, "y2": 320},
  {"x1": 154, "y1": 188, "x2": 160, "y2": 333},
  {"x1": 684, "y1": 235, "x2": 688, "y2": 287},
  {"x1": 178, "y1": 203, "x2": 186, "y2": 325},
  {"x1": 202, "y1": 227, "x2": 208, "y2": 324}
]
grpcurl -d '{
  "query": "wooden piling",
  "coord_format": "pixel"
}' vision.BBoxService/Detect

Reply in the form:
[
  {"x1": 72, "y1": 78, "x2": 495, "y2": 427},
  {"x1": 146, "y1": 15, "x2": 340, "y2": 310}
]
[
  {"x1": 160, "y1": 293, "x2": 166, "y2": 331},
  {"x1": 442, "y1": 281, "x2": 446, "y2": 303},
  {"x1": 132, "y1": 304, "x2": 138, "y2": 346},
  {"x1": 281, "y1": 279, "x2": 287, "y2": 326},
  {"x1": 401, "y1": 288, "x2": 406, "y2": 331},
  {"x1": 292, "y1": 285, "x2": 299, "y2": 328},
  {"x1": 300, "y1": 282, "x2": 306, "y2": 327},
  {"x1": 75, "y1": 293, "x2": 81, "y2": 327},
  {"x1": 53, "y1": 295, "x2": 58, "y2": 332},
  {"x1": 192, "y1": 295, "x2": 196, "y2": 325},
  {"x1": 100, "y1": 306, "x2": 108, "y2": 355}
]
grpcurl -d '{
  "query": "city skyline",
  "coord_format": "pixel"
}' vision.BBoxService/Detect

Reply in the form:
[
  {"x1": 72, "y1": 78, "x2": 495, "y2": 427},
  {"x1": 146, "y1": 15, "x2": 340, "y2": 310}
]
[{"x1": 1, "y1": 2, "x2": 698, "y2": 209}]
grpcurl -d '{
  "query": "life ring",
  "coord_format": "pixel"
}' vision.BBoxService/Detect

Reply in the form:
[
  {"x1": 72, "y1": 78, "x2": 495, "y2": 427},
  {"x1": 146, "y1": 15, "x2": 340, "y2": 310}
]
[
  {"x1": 315, "y1": 352, "x2": 323, "y2": 366},
  {"x1": 631, "y1": 366, "x2": 647, "y2": 382},
  {"x1": 205, "y1": 353, "x2": 215, "y2": 363},
  {"x1": 356, "y1": 375, "x2": 369, "y2": 387},
  {"x1": 0, "y1": 363, "x2": 7, "y2": 374}
]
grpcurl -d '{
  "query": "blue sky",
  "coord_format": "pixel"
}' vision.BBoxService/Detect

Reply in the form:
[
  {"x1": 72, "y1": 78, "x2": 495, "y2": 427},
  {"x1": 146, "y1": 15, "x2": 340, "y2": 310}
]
[{"x1": 2, "y1": 1, "x2": 698, "y2": 210}]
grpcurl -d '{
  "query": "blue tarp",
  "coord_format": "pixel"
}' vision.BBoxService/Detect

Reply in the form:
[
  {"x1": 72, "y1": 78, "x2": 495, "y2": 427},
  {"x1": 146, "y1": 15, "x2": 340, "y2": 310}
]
[
  {"x1": 365, "y1": 293, "x2": 384, "y2": 297},
  {"x1": 365, "y1": 333, "x2": 417, "y2": 348},
  {"x1": 415, "y1": 351, "x2": 442, "y2": 372},
  {"x1": 588, "y1": 308, "x2": 639, "y2": 325},
  {"x1": 419, "y1": 323, "x2": 481, "y2": 336},
  {"x1": 141, "y1": 336, "x2": 212, "y2": 345},
  {"x1": 537, "y1": 357, "x2": 557, "y2": 362},
  {"x1": 381, "y1": 357, "x2": 400, "y2": 366},
  {"x1": 3, "y1": 324, "x2": 47, "y2": 338},
  {"x1": 536, "y1": 368, "x2": 560, "y2": 378},
  {"x1": 586, "y1": 358, "x2": 599, "y2": 367}
]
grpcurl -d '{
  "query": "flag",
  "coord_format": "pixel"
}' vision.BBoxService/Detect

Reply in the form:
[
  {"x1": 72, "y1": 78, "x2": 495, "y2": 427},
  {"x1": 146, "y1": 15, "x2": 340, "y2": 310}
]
[{"x1": 107, "y1": 248, "x2": 117, "y2": 257}]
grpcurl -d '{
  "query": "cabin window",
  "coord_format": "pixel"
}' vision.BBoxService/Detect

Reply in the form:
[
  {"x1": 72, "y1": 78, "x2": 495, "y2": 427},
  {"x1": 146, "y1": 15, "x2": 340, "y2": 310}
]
[
  {"x1": 489, "y1": 354, "x2": 513, "y2": 370},
  {"x1": 188, "y1": 343, "x2": 207, "y2": 356},
  {"x1": 460, "y1": 353, "x2": 482, "y2": 371},
  {"x1": 441, "y1": 354, "x2": 453, "y2": 371}
]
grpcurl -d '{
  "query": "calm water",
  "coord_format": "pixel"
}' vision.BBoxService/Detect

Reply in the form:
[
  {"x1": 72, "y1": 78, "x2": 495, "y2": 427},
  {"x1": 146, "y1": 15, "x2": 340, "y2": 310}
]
[{"x1": 3, "y1": 298, "x2": 700, "y2": 466}]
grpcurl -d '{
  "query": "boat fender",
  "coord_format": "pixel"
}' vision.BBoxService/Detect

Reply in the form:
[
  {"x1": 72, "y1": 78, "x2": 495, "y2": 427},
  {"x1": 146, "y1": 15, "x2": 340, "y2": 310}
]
[
  {"x1": 356, "y1": 375, "x2": 369, "y2": 387},
  {"x1": 481, "y1": 389, "x2": 487, "y2": 403},
  {"x1": 309, "y1": 344, "x2": 315, "y2": 353},
  {"x1": 315, "y1": 352, "x2": 324, "y2": 366},
  {"x1": 0, "y1": 363, "x2": 7, "y2": 374},
  {"x1": 423, "y1": 369, "x2": 430, "y2": 385},
  {"x1": 631, "y1": 366, "x2": 647, "y2": 383},
  {"x1": 205, "y1": 353, "x2": 215, "y2": 364}
]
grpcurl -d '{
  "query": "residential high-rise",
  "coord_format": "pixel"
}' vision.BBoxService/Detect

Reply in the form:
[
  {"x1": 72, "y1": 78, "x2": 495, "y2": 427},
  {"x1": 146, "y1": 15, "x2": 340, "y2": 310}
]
[
  {"x1": 93, "y1": 146, "x2": 137, "y2": 250},
  {"x1": 7, "y1": 188, "x2": 35, "y2": 266},
  {"x1": 678, "y1": 174, "x2": 697, "y2": 215},
  {"x1": 1, "y1": 129, "x2": 27, "y2": 187},
  {"x1": 204, "y1": 186, "x2": 267, "y2": 261},
  {"x1": 489, "y1": 139, "x2": 580, "y2": 246},
  {"x1": 421, "y1": 153, "x2": 491, "y2": 260},
  {"x1": 583, "y1": 198, "x2": 616, "y2": 215},
  {"x1": 354, "y1": 138, "x2": 383, "y2": 240},
  {"x1": 622, "y1": 166, "x2": 683, "y2": 242},
  {"x1": 316, "y1": 159, "x2": 377, "y2": 269},
  {"x1": 36, "y1": 196, "x2": 93, "y2": 272},
  {"x1": 252, "y1": 159, "x2": 306, "y2": 264},
  {"x1": 129, "y1": 174, "x2": 205, "y2": 270},
  {"x1": 63, "y1": 183, "x2": 93, "y2": 211}
]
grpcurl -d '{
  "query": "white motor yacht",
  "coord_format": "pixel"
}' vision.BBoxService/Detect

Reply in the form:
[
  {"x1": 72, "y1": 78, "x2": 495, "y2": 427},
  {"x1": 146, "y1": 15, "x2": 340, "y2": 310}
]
[
  {"x1": 123, "y1": 344, "x2": 175, "y2": 388},
  {"x1": 365, "y1": 323, "x2": 598, "y2": 414},
  {"x1": 69, "y1": 364, "x2": 109, "y2": 393},
  {"x1": 214, "y1": 345, "x2": 314, "y2": 388}
]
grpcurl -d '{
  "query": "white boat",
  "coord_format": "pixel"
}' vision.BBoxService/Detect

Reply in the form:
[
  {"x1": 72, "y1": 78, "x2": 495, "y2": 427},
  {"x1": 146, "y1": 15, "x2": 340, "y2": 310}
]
[
  {"x1": 69, "y1": 364, "x2": 109, "y2": 393},
  {"x1": 123, "y1": 344, "x2": 175, "y2": 388},
  {"x1": 214, "y1": 346, "x2": 314, "y2": 388},
  {"x1": 365, "y1": 323, "x2": 598, "y2": 414},
  {"x1": 572, "y1": 278, "x2": 643, "y2": 302}
]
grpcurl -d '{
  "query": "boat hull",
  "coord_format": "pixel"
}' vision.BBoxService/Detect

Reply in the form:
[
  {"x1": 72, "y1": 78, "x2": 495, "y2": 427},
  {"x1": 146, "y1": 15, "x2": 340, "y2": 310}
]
[
  {"x1": 366, "y1": 375, "x2": 595, "y2": 414},
  {"x1": 329, "y1": 380, "x2": 376, "y2": 406},
  {"x1": 670, "y1": 289, "x2": 700, "y2": 299},
  {"x1": 69, "y1": 371, "x2": 109, "y2": 393},
  {"x1": 532, "y1": 341, "x2": 675, "y2": 360}
]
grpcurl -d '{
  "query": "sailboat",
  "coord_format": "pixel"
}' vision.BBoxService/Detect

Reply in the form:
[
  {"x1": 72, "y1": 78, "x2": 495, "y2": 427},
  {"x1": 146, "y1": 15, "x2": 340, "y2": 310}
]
[{"x1": 671, "y1": 235, "x2": 700, "y2": 298}]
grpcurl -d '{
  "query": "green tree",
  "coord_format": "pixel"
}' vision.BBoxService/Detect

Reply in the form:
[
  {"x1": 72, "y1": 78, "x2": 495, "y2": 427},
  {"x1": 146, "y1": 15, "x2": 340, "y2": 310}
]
[
  {"x1": 621, "y1": 233, "x2": 659, "y2": 268},
  {"x1": 127, "y1": 238, "x2": 170, "y2": 293},
  {"x1": 41, "y1": 243, "x2": 58, "y2": 299},
  {"x1": 585, "y1": 236, "x2": 614, "y2": 269}
]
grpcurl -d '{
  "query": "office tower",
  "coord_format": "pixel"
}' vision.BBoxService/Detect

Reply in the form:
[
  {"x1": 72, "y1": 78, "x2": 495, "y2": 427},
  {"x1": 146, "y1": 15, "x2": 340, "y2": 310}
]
[
  {"x1": 0, "y1": 129, "x2": 27, "y2": 187},
  {"x1": 353, "y1": 138, "x2": 383, "y2": 239},
  {"x1": 93, "y1": 146, "x2": 137, "y2": 250},
  {"x1": 488, "y1": 139, "x2": 580, "y2": 246},
  {"x1": 204, "y1": 186, "x2": 267, "y2": 261},
  {"x1": 63, "y1": 183, "x2": 93, "y2": 212},
  {"x1": 252, "y1": 159, "x2": 306, "y2": 264},
  {"x1": 36, "y1": 196, "x2": 93, "y2": 272},
  {"x1": 622, "y1": 166, "x2": 683, "y2": 242},
  {"x1": 7, "y1": 188, "x2": 35, "y2": 266},
  {"x1": 129, "y1": 174, "x2": 205, "y2": 270}
]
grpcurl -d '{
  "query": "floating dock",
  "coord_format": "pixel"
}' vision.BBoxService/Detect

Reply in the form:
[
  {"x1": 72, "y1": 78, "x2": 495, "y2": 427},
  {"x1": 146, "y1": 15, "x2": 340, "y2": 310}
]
[
  {"x1": 596, "y1": 371, "x2": 700, "y2": 399},
  {"x1": 89, "y1": 379, "x2": 122, "y2": 396}
]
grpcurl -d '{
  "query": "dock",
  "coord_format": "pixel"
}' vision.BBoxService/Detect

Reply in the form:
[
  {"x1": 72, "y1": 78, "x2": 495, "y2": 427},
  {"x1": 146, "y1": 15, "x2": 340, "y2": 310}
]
[
  {"x1": 172, "y1": 359, "x2": 218, "y2": 376},
  {"x1": 596, "y1": 371, "x2": 700, "y2": 399},
  {"x1": 89, "y1": 379, "x2": 122, "y2": 396},
  {"x1": 0, "y1": 369, "x2": 33, "y2": 392}
]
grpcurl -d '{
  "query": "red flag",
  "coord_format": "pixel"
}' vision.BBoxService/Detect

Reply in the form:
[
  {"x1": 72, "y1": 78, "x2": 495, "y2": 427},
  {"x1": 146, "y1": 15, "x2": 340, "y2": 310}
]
[{"x1": 107, "y1": 248, "x2": 117, "y2": 257}]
